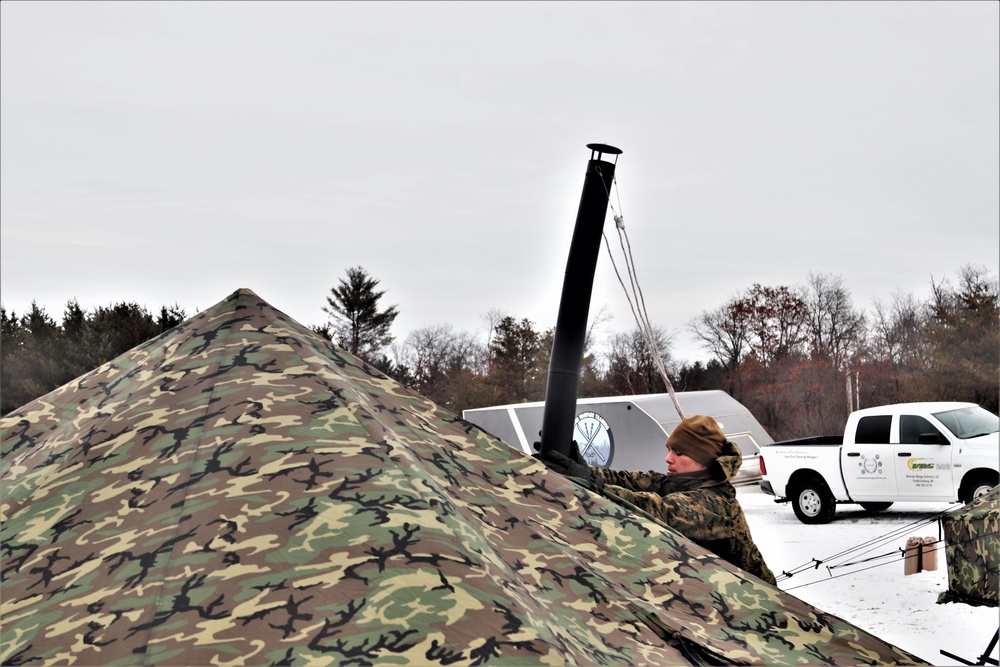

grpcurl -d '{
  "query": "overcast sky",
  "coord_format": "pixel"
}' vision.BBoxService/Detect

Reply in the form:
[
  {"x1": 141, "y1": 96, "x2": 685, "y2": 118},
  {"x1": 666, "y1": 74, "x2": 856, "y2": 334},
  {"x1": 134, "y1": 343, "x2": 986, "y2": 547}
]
[{"x1": 2, "y1": 1, "x2": 997, "y2": 364}]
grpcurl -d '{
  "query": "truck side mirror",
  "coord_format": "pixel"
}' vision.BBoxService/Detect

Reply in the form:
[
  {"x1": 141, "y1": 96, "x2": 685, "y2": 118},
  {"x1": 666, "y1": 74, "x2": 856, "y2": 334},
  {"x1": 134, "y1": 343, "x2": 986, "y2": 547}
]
[{"x1": 918, "y1": 432, "x2": 948, "y2": 445}]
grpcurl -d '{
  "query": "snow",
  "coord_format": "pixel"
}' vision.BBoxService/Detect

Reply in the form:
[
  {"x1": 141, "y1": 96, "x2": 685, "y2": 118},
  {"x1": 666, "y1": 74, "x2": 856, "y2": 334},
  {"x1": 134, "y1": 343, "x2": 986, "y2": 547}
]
[{"x1": 737, "y1": 485, "x2": 999, "y2": 665}]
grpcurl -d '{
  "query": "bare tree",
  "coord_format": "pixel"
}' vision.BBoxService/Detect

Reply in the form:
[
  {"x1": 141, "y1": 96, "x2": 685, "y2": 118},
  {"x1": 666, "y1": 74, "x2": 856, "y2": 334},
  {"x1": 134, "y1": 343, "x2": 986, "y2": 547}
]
[
  {"x1": 691, "y1": 284, "x2": 808, "y2": 369},
  {"x1": 395, "y1": 324, "x2": 483, "y2": 409},
  {"x1": 870, "y1": 290, "x2": 925, "y2": 370},
  {"x1": 921, "y1": 264, "x2": 1000, "y2": 411},
  {"x1": 738, "y1": 284, "x2": 810, "y2": 364},
  {"x1": 603, "y1": 326, "x2": 674, "y2": 396},
  {"x1": 805, "y1": 272, "x2": 866, "y2": 369},
  {"x1": 690, "y1": 300, "x2": 750, "y2": 371},
  {"x1": 481, "y1": 308, "x2": 507, "y2": 363}
]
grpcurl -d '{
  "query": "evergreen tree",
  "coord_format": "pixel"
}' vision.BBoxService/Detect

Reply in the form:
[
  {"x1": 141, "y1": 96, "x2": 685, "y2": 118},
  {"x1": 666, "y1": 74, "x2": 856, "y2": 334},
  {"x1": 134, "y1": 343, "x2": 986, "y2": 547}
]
[
  {"x1": 675, "y1": 359, "x2": 727, "y2": 392},
  {"x1": 323, "y1": 266, "x2": 399, "y2": 362},
  {"x1": 1, "y1": 299, "x2": 188, "y2": 415},
  {"x1": 157, "y1": 304, "x2": 187, "y2": 331},
  {"x1": 60, "y1": 299, "x2": 93, "y2": 380},
  {"x1": 1, "y1": 306, "x2": 25, "y2": 412},
  {"x1": 488, "y1": 316, "x2": 543, "y2": 403},
  {"x1": 2, "y1": 303, "x2": 62, "y2": 413},
  {"x1": 84, "y1": 302, "x2": 161, "y2": 362}
]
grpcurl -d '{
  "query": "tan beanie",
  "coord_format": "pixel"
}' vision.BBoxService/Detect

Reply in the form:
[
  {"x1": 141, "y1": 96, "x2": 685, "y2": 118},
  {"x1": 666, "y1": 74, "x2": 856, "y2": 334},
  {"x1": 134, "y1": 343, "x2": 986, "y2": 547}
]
[{"x1": 666, "y1": 415, "x2": 725, "y2": 466}]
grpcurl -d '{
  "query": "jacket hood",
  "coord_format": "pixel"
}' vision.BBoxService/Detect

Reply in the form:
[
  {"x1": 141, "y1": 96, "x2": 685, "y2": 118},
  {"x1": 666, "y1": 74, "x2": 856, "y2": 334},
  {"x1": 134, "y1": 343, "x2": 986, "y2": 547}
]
[{"x1": 712, "y1": 440, "x2": 744, "y2": 483}]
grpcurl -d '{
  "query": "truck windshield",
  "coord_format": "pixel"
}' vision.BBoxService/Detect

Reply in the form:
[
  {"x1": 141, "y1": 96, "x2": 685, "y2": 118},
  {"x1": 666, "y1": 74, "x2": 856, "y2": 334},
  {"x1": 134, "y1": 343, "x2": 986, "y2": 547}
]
[{"x1": 932, "y1": 406, "x2": 1000, "y2": 439}]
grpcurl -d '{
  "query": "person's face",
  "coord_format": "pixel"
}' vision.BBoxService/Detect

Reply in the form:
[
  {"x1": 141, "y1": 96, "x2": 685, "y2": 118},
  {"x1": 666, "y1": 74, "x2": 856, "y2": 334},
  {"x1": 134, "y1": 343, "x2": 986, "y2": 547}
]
[{"x1": 665, "y1": 445, "x2": 708, "y2": 475}]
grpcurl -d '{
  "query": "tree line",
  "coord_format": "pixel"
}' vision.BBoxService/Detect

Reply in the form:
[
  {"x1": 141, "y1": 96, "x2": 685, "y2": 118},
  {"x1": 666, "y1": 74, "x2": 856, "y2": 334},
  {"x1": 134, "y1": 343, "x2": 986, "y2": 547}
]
[
  {"x1": 685, "y1": 266, "x2": 999, "y2": 438},
  {"x1": 2, "y1": 264, "x2": 997, "y2": 442},
  {"x1": 1, "y1": 301, "x2": 187, "y2": 415}
]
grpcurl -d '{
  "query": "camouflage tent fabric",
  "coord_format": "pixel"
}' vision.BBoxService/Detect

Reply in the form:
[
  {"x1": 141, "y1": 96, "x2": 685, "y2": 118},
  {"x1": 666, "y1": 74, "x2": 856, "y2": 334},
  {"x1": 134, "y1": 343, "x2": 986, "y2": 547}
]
[
  {"x1": 938, "y1": 485, "x2": 999, "y2": 607},
  {"x1": 2, "y1": 288, "x2": 924, "y2": 666}
]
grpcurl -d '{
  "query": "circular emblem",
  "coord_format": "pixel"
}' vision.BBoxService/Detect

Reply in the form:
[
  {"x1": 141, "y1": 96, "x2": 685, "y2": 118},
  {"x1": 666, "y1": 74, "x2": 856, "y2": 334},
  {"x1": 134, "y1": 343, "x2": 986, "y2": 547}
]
[{"x1": 574, "y1": 411, "x2": 614, "y2": 467}]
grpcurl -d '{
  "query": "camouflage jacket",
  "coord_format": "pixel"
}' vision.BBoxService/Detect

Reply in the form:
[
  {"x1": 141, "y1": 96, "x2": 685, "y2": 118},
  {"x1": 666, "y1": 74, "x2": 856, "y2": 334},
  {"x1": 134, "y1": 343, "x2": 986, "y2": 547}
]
[{"x1": 592, "y1": 441, "x2": 777, "y2": 584}]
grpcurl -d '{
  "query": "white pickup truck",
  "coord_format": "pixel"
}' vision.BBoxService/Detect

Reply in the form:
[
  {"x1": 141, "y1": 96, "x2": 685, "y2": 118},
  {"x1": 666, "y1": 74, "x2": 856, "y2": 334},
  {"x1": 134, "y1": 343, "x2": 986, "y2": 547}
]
[{"x1": 759, "y1": 402, "x2": 999, "y2": 523}]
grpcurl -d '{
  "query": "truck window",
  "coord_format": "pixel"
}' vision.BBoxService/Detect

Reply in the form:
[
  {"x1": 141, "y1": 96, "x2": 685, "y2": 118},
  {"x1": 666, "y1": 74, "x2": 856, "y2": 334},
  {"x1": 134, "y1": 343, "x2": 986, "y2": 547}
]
[
  {"x1": 899, "y1": 415, "x2": 944, "y2": 444},
  {"x1": 933, "y1": 405, "x2": 1000, "y2": 439},
  {"x1": 854, "y1": 415, "x2": 891, "y2": 443}
]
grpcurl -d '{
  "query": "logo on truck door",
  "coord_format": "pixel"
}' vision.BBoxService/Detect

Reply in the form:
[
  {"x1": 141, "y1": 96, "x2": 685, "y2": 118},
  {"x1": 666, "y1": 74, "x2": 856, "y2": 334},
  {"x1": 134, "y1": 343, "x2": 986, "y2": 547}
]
[
  {"x1": 574, "y1": 411, "x2": 614, "y2": 467},
  {"x1": 859, "y1": 454, "x2": 884, "y2": 476}
]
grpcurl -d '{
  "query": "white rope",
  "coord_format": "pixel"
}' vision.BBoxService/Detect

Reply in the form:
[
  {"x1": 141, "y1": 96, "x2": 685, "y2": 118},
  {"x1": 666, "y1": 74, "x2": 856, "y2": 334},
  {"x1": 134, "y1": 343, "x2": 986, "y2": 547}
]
[{"x1": 601, "y1": 176, "x2": 685, "y2": 419}]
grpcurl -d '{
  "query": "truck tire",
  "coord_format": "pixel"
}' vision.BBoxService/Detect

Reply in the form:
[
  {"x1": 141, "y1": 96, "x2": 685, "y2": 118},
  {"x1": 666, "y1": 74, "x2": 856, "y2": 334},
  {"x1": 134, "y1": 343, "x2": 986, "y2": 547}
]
[
  {"x1": 859, "y1": 502, "x2": 893, "y2": 513},
  {"x1": 960, "y1": 473, "x2": 998, "y2": 504},
  {"x1": 791, "y1": 480, "x2": 837, "y2": 524}
]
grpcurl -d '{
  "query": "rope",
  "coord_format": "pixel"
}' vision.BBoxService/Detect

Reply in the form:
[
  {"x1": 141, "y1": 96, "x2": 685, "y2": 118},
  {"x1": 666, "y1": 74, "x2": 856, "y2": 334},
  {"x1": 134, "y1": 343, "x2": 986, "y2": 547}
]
[
  {"x1": 598, "y1": 173, "x2": 685, "y2": 419},
  {"x1": 776, "y1": 505, "x2": 998, "y2": 592},
  {"x1": 775, "y1": 506, "x2": 950, "y2": 582}
]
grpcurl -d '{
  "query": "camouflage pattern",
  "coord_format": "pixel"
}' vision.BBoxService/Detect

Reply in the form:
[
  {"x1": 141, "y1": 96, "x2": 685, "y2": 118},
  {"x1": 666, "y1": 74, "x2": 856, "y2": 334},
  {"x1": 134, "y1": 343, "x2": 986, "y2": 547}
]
[
  {"x1": 592, "y1": 442, "x2": 777, "y2": 585},
  {"x1": 1, "y1": 288, "x2": 925, "y2": 665},
  {"x1": 938, "y1": 485, "x2": 999, "y2": 607}
]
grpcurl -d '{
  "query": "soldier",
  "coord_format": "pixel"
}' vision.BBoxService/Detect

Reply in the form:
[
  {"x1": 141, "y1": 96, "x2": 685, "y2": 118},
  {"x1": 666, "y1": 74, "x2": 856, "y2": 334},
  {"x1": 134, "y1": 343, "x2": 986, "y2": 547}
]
[{"x1": 540, "y1": 414, "x2": 777, "y2": 584}]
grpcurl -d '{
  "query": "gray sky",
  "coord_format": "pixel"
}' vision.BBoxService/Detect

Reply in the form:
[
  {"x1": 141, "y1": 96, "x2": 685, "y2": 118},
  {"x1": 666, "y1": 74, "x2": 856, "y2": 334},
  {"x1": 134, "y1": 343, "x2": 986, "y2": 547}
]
[{"x1": 2, "y1": 1, "x2": 998, "y2": 364}]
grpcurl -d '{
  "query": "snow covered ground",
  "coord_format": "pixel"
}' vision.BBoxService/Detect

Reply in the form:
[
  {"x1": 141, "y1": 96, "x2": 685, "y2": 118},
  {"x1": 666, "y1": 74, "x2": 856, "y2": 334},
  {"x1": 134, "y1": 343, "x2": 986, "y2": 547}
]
[{"x1": 738, "y1": 485, "x2": 998, "y2": 665}]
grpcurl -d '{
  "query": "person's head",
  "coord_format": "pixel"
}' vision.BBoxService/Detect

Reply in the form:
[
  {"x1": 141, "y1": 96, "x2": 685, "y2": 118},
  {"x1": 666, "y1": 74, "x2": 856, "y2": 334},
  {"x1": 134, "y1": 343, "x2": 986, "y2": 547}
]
[{"x1": 664, "y1": 415, "x2": 725, "y2": 474}]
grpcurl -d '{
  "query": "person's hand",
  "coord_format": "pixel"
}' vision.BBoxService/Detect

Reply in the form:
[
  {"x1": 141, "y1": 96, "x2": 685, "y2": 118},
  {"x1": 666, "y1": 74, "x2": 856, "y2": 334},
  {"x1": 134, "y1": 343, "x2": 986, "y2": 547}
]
[
  {"x1": 534, "y1": 440, "x2": 585, "y2": 466},
  {"x1": 546, "y1": 450, "x2": 591, "y2": 478},
  {"x1": 533, "y1": 449, "x2": 571, "y2": 476},
  {"x1": 535, "y1": 447, "x2": 603, "y2": 491},
  {"x1": 566, "y1": 440, "x2": 587, "y2": 466}
]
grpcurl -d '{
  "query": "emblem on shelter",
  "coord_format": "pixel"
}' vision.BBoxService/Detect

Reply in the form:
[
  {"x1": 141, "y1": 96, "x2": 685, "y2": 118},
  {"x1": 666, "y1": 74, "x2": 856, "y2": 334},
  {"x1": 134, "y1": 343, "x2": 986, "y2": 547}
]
[{"x1": 574, "y1": 411, "x2": 614, "y2": 467}]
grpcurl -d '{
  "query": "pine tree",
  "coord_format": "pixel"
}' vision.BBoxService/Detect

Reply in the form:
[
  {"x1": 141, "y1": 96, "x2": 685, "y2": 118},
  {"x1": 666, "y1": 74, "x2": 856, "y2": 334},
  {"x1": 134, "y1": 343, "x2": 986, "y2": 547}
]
[
  {"x1": 323, "y1": 266, "x2": 399, "y2": 361},
  {"x1": 488, "y1": 316, "x2": 543, "y2": 402}
]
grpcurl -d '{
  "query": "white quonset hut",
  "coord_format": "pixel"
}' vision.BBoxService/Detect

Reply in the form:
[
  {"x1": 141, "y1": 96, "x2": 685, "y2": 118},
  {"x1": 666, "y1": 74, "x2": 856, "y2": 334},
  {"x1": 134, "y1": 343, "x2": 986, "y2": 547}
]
[{"x1": 463, "y1": 390, "x2": 772, "y2": 484}]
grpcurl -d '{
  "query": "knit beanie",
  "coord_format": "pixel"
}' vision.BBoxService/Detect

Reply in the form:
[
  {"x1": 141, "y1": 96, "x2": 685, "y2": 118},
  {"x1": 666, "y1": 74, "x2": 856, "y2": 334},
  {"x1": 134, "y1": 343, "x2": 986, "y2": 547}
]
[{"x1": 666, "y1": 415, "x2": 725, "y2": 466}]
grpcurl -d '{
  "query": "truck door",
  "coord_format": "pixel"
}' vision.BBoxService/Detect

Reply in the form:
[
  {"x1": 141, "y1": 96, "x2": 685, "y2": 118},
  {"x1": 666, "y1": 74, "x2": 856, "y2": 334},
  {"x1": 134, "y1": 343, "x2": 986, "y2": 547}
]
[
  {"x1": 894, "y1": 414, "x2": 953, "y2": 500},
  {"x1": 843, "y1": 414, "x2": 898, "y2": 499}
]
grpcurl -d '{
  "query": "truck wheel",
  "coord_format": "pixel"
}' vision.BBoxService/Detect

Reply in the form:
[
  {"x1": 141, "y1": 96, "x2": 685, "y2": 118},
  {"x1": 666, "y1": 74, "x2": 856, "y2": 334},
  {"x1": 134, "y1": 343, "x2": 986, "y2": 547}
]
[
  {"x1": 960, "y1": 474, "x2": 997, "y2": 504},
  {"x1": 859, "y1": 502, "x2": 893, "y2": 513},
  {"x1": 791, "y1": 481, "x2": 836, "y2": 524}
]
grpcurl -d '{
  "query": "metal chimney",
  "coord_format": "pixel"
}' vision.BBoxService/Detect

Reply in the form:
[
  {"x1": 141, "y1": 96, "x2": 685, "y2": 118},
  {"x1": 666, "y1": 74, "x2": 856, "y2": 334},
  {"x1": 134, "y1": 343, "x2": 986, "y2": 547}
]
[{"x1": 537, "y1": 143, "x2": 621, "y2": 459}]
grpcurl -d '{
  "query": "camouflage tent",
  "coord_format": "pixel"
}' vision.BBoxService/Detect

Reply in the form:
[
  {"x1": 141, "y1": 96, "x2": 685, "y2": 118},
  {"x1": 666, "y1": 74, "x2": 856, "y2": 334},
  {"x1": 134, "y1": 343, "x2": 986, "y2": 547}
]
[
  {"x1": 2, "y1": 288, "x2": 923, "y2": 666},
  {"x1": 938, "y1": 485, "x2": 1000, "y2": 607}
]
